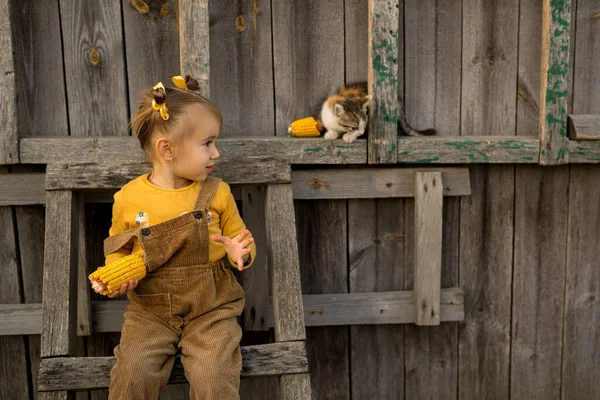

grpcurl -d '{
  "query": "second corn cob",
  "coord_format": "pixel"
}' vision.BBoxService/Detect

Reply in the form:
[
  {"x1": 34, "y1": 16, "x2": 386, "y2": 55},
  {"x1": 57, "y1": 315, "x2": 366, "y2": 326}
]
[
  {"x1": 89, "y1": 254, "x2": 147, "y2": 296},
  {"x1": 288, "y1": 117, "x2": 323, "y2": 137}
]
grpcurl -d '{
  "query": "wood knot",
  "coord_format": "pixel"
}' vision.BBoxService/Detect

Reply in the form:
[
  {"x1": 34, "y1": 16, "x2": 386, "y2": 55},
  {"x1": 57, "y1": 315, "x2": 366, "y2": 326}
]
[
  {"x1": 472, "y1": 57, "x2": 479, "y2": 64},
  {"x1": 424, "y1": 183, "x2": 428, "y2": 192},
  {"x1": 131, "y1": 0, "x2": 149, "y2": 14},
  {"x1": 89, "y1": 48, "x2": 100, "y2": 66},
  {"x1": 236, "y1": 12, "x2": 247, "y2": 32},
  {"x1": 487, "y1": 57, "x2": 495, "y2": 67}
]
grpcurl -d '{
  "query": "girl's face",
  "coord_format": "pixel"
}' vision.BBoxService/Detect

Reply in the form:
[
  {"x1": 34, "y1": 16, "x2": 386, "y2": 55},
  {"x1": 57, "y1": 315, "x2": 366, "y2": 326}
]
[{"x1": 172, "y1": 104, "x2": 221, "y2": 182}]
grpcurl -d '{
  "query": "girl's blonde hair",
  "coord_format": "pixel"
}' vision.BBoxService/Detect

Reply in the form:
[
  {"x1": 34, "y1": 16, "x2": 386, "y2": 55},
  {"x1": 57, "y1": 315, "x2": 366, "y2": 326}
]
[{"x1": 130, "y1": 76, "x2": 222, "y2": 159}]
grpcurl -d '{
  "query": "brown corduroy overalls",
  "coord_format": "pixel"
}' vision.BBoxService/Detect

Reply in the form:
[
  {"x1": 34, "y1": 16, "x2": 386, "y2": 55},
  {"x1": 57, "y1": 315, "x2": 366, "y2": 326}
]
[{"x1": 103, "y1": 176, "x2": 246, "y2": 400}]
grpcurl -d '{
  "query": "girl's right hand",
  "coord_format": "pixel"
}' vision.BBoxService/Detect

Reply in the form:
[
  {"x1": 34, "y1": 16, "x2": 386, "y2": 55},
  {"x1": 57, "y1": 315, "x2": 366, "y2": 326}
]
[{"x1": 107, "y1": 280, "x2": 138, "y2": 298}]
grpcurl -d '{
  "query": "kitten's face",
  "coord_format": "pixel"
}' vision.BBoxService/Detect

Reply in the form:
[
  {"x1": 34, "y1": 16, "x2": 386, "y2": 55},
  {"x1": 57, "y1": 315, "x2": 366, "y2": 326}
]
[{"x1": 332, "y1": 97, "x2": 371, "y2": 132}]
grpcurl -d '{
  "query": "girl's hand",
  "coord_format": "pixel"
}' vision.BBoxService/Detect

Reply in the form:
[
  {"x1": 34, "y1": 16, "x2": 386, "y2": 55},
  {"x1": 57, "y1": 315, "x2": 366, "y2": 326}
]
[
  {"x1": 107, "y1": 280, "x2": 138, "y2": 298},
  {"x1": 91, "y1": 267, "x2": 138, "y2": 298},
  {"x1": 212, "y1": 229, "x2": 254, "y2": 271}
]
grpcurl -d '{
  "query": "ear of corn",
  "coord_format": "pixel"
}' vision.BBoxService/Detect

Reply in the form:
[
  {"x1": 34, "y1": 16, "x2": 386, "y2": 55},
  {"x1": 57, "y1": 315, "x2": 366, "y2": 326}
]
[
  {"x1": 288, "y1": 117, "x2": 323, "y2": 137},
  {"x1": 89, "y1": 254, "x2": 147, "y2": 296}
]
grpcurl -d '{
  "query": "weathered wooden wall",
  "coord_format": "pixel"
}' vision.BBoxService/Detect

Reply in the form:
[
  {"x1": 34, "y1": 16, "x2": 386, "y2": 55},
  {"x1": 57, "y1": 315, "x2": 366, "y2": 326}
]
[{"x1": 2, "y1": 0, "x2": 600, "y2": 399}]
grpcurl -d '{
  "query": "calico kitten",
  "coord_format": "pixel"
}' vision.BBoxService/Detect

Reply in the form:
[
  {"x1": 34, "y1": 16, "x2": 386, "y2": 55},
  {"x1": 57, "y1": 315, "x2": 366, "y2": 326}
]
[{"x1": 315, "y1": 81, "x2": 435, "y2": 143}]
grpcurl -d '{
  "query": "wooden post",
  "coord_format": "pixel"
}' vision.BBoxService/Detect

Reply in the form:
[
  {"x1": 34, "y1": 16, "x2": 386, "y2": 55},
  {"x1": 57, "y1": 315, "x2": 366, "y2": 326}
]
[
  {"x1": 39, "y1": 190, "x2": 79, "y2": 399},
  {"x1": 367, "y1": 0, "x2": 399, "y2": 164},
  {"x1": 179, "y1": 0, "x2": 210, "y2": 98},
  {"x1": 0, "y1": 0, "x2": 18, "y2": 164},
  {"x1": 539, "y1": 0, "x2": 571, "y2": 165},
  {"x1": 41, "y1": 191, "x2": 79, "y2": 357},
  {"x1": 413, "y1": 172, "x2": 443, "y2": 325},
  {"x1": 265, "y1": 182, "x2": 312, "y2": 399}
]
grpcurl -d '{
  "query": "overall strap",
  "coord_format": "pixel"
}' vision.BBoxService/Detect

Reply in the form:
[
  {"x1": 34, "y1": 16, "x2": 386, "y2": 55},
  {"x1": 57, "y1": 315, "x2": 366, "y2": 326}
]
[
  {"x1": 194, "y1": 176, "x2": 222, "y2": 210},
  {"x1": 103, "y1": 227, "x2": 140, "y2": 257}
]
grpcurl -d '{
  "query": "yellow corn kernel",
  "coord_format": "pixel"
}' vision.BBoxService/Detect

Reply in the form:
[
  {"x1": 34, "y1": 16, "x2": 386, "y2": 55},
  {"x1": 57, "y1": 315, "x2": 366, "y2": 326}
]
[
  {"x1": 89, "y1": 254, "x2": 147, "y2": 296},
  {"x1": 288, "y1": 117, "x2": 323, "y2": 137}
]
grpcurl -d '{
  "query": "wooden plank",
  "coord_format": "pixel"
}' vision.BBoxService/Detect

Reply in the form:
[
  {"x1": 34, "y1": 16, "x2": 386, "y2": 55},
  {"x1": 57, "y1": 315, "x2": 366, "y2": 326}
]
[
  {"x1": 279, "y1": 374, "x2": 312, "y2": 400},
  {"x1": 40, "y1": 191, "x2": 79, "y2": 358},
  {"x1": 402, "y1": 0, "x2": 461, "y2": 395},
  {"x1": 404, "y1": 196, "x2": 460, "y2": 400},
  {"x1": 0, "y1": 0, "x2": 18, "y2": 163},
  {"x1": 568, "y1": 140, "x2": 600, "y2": 163},
  {"x1": 20, "y1": 137, "x2": 367, "y2": 165},
  {"x1": 0, "y1": 168, "x2": 470, "y2": 204},
  {"x1": 405, "y1": 0, "x2": 462, "y2": 136},
  {"x1": 45, "y1": 158, "x2": 292, "y2": 190},
  {"x1": 58, "y1": 0, "x2": 128, "y2": 137},
  {"x1": 539, "y1": 0, "x2": 571, "y2": 164},
  {"x1": 77, "y1": 195, "x2": 91, "y2": 336},
  {"x1": 0, "y1": 289, "x2": 465, "y2": 335},
  {"x1": 512, "y1": 0, "x2": 567, "y2": 396},
  {"x1": 458, "y1": 166, "x2": 514, "y2": 399},
  {"x1": 122, "y1": 0, "x2": 180, "y2": 114},
  {"x1": 572, "y1": 1, "x2": 600, "y2": 116},
  {"x1": 413, "y1": 172, "x2": 442, "y2": 326},
  {"x1": 9, "y1": 0, "x2": 68, "y2": 137},
  {"x1": 210, "y1": 0, "x2": 275, "y2": 138},
  {"x1": 38, "y1": 342, "x2": 309, "y2": 391},
  {"x1": 397, "y1": 136, "x2": 540, "y2": 163},
  {"x1": 240, "y1": 185, "x2": 272, "y2": 331},
  {"x1": 265, "y1": 184, "x2": 305, "y2": 342},
  {"x1": 0, "y1": 173, "x2": 46, "y2": 205},
  {"x1": 462, "y1": 0, "x2": 519, "y2": 138},
  {"x1": 511, "y1": 166, "x2": 568, "y2": 400},
  {"x1": 516, "y1": 0, "x2": 542, "y2": 139},
  {"x1": 296, "y1": 197, "x2": 349, "y2": 399},
  {"x1": 367, "y1": 0, "x2": 399, "y2": 163},
  {"x1": 272, "y1": 0, "x2": 344, "y2": 137},
  {"x1": 12, "y1": 166, "x2": 46, "y2": 400},
  {"x1": 562, "y1": 165, "x2": 600, "y2": 400},
  {"x1": 348, "y1": 198, "x2": 405, "y2": 399},
  {"x1": 568, "y1": 115, "x2": 600, "y2": 140},
  {"x1": 292, "y1": 168, "x2": 471, "y2": 199},
  {"x1": 179, "y1": 0, "x2": 209, "y2": 97},
  {"x1": 346, "y1": 1, "x2": 405, "y2": 395},
  {"x1": 0, "y1": 179, "x2": 31, "y2": 398}
]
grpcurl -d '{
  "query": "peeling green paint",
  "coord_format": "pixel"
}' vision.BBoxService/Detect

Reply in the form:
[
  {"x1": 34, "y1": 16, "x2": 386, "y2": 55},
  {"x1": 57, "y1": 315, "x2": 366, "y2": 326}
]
[
  {"x1": 335, "y1": 145, "x2": 355, "y2": 149},
  {"x1": 234, "y1": 142, "x2": 246, "y2": 146},
  {"x1": 304, "y1": 147, "x2": 324, "y2": 153},
  {"x1": 412, "y1": 157, "x2": 440, "y2": 164}
]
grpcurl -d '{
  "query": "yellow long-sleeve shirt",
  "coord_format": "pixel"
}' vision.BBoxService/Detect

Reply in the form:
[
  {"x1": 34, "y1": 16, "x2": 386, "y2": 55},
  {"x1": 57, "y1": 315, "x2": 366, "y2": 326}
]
[{"x1": 105, "y1": 173, "x2": 255, "y2": 269}]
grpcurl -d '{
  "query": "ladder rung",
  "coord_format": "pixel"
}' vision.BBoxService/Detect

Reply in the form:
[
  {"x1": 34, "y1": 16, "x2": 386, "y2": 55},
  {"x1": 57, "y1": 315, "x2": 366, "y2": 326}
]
[{"x1": 38, "y1": 341, "x2": 308, "y2": 392}]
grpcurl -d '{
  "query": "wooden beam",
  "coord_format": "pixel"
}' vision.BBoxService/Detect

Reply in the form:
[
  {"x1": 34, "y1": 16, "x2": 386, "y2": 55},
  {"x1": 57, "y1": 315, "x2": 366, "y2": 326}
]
[
  {"x1": 179, "y1": 0, "x2": 209, "y2": 97},
  {"x1": 413, "y1": 172, "x2": 443, "y2": 325},
  {"x1": 568, "y1": 115, "x2": 600, "y2": 140},
  {"x1": 367, "y1": 0, "x2": 399, "y2": 164},
  {"x1": 0, "y1": 288, "x2": 465, "y2": 335},
  {"x1": 568, "y1": 140, "x2": 600, "y2": 163},
  {"x1": 0, "y1": 0, "x2": 18, "y2": 164},
  {"x1": 37, "y1": 341, "x2": 308, "y2": 392},
  {"x1": 0, "y1": 173, "x2": 46, "y2": 205},
  {"x1": 40, "y1": 191, "x2": 79, "y2": 358},
  {"x1": 292, "y1": 168, "x2": 470, "y2": 199},
  {"x1": 265, "y1": 184, "x2": 306, "y2": 342},
  {"x1": 0, "y1": 168, "x2": 470, "y2": 205},
  {"x1": 397, "y1": 136, "x2": 540, "y2": 163},
  {"x1": 45, "y1": 158, "x2": 292, "y2": 190},
  {"x1": 20, "y1": 137, "x2": 367, "y2": 165},
  {"x1": 539, "y1": 0, "x2": 571, "y2": 165}
]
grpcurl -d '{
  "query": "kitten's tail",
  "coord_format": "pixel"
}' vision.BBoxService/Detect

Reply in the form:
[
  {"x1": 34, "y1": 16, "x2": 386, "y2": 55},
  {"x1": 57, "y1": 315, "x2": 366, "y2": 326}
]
[{"x1": 397, "y1": 102, "x2": 436, "y2": 136}]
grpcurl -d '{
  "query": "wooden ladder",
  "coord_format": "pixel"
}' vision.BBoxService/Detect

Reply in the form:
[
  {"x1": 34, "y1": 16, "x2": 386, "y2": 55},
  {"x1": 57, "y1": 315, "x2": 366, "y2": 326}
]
[{"x1": 36, "y1": 160, "x2": 312, "y2": 399}]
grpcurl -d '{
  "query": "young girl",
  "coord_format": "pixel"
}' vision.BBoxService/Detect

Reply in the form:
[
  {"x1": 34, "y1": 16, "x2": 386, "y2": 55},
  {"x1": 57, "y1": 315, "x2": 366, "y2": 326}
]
[{"x1": 89, "y1": 76, "x2": 256, "y2": 399}]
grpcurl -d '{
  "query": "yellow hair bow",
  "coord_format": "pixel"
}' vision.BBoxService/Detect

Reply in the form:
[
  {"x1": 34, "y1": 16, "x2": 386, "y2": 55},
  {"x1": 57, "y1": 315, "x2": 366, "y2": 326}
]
[
  {"x1": 172, "y1": 75, "x2": 188, "y2": 90},
  {"x1": 151, "y1": 82, "x2": 169, "y2": 120}
]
